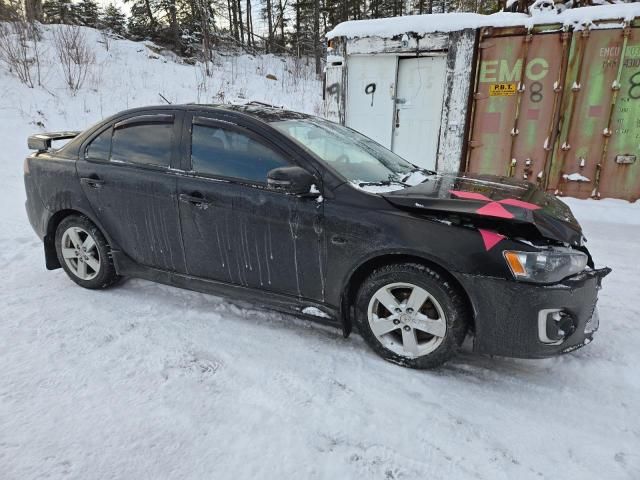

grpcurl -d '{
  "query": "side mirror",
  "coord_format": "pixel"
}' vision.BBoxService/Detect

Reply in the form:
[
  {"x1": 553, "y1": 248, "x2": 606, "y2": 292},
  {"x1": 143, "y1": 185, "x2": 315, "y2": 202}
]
[{"x1": 267, "y1": 166, "x2": 318, "y2": 196}]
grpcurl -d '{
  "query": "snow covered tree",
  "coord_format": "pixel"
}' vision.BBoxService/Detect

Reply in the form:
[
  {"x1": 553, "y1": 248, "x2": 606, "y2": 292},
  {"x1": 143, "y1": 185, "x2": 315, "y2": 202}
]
[{"x1": 102, "y1": 3, "x2": 127, "y2": 36}]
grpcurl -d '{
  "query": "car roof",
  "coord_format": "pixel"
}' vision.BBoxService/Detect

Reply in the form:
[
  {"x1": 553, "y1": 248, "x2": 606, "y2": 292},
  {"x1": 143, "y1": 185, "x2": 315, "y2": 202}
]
[
  {"x1": 52, "y1": 103, "x2": 319, "y2": 161},
  {"x1": 110, "y1": 103, "x2": 313, "y2": 124}
]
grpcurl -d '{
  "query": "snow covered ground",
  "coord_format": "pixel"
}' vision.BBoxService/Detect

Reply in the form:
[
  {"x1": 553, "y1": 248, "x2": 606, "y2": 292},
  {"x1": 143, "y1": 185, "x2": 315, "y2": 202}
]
[{"x1": 2, "y1": 24, "x2": 640, "y2": 480}]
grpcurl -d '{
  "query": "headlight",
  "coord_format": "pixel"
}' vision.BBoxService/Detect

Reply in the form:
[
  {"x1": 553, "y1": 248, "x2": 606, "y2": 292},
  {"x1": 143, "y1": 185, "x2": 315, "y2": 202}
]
[{"x1": 503, "y1": 248, "x2": 588, "y2": 283}]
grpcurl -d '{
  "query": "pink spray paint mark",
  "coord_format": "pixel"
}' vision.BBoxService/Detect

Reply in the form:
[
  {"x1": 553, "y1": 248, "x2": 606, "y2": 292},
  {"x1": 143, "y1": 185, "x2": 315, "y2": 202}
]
[
  {"x1": 449, "y1": 190, "x2": 491, "y2": 202},
  {"x1": 479, "y1": 229, "x2": 506, "y2": 251},
  {"x1": 498, "y1": 198, "x2": 541, "y2": 210},
  {"x1": 475, "y1": 201, "x2": 515, "y2": 219}
]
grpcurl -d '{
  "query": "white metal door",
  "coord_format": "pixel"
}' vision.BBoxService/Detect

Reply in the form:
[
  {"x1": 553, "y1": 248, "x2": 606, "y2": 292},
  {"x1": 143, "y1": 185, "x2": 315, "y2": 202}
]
[
  {"x1": 392, "y1": 56, "x2": 447, "y2": 170},
  {"x1": 346, "y1": 55, "x2": 397, "y2": 149}
]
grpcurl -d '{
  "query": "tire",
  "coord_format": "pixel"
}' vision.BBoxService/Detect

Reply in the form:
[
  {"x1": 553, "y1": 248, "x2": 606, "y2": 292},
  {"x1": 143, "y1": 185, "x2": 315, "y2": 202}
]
[
  {"x1": 355, "y1": 263, "x2": 469, "y2": 369},
  {"x1": 55, "y1": 214, "x2": 120, "y2": 289}
]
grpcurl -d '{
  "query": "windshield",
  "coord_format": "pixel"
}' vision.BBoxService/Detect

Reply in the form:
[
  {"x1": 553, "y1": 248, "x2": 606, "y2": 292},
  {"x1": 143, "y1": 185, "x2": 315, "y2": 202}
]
[{"x1": 272, "y1": 118, "x2": 429, "y2": 188}]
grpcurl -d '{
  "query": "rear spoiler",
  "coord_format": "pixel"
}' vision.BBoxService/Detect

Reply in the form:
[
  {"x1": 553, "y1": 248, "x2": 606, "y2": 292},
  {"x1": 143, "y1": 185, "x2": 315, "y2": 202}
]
[{"x1": 27, "y1": 131, "x2": 81, "y2": 152}]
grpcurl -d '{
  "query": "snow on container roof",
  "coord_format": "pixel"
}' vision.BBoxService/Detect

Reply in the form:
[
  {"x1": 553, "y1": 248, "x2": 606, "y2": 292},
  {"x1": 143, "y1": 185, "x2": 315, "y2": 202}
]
[{"x1": 326, "y1": 4, "x2": 640, "y2": 40}]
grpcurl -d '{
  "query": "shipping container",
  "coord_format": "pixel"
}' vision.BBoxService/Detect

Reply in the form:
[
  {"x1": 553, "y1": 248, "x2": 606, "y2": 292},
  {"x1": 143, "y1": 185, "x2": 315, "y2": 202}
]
[
  {"x1": 326, "y1": 6, "x2": 640, "y2": 201},
  {"x1": 324, "y1": 29, "x2": 476, "y2": 172}
]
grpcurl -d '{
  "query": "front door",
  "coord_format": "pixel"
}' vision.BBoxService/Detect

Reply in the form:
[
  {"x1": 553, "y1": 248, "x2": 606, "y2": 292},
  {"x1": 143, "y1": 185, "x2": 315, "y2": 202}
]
[
  {"x1": 76, "y1": 111, "x2": 187, "y2": 273},
  {"x1": 177, "y1": 113, "x2": 326, "y2": 302},
  {"x1": 392, "y1": 56, "x2": 447, "y2": 170}
]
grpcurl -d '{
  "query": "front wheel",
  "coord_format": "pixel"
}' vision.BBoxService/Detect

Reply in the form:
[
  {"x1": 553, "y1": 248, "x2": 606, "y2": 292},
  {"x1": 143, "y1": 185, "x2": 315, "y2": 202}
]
[
  {"x1": 355, "y1": 263, "x2": 469, "y2": 369},
  {"x1": 55, "y1": 214, "x2": 120, "y2": 289}
]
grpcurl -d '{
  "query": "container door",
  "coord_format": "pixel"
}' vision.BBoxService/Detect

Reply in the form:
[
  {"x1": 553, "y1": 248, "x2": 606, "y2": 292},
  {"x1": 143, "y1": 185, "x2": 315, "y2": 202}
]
[
  {"x1": 346, "y1": 55, "x2": 397, "y2": 149},
  {"x1": 467, "y1": 31, "x2": 567, "y2": 182},
  {"x1": 392, "y1": 55, "x2": 447, "y2": 170},
  {"x1": 549, "y1": 29, "x2": 624, "y2": 198},
  {"x1": 600, "y1": 28, "x2": 640, "y2": 201}
]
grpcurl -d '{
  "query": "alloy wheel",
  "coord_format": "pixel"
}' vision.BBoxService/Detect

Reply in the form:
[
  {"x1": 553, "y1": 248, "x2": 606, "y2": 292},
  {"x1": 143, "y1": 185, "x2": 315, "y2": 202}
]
[
  {"x1": 367, "y1": 282, "x2": 447, "y2": 358},
  {"x1": 60, "y1": 226, "x2": 101, "y2": 281}
]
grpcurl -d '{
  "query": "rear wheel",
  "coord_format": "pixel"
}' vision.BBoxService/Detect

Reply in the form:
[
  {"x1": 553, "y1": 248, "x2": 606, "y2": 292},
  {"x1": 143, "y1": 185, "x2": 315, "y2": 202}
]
[
  {"x1": 355, "y1": 263, "x2": 469, "y2": 369},
  {"x1": 55, "y1": 215, "x2": 120, "y2": 289}
]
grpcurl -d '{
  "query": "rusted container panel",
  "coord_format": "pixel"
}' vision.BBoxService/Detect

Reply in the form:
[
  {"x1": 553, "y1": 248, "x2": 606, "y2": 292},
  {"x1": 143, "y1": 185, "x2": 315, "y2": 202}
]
[
  {"x1": 467, "y1": 29, "x2": 566, "y2": 183},
  {"x1": 599, "y1": 27, "x2": 640, "y2": 201},
  {"x1": 550, "y1": 29, "x2": 624, "y2": 198}
]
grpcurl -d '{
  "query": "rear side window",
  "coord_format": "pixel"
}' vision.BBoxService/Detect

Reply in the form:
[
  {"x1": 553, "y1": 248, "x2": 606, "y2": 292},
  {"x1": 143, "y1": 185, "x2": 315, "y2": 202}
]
[
  {"x1": 85, "y1": 128, "x2": 112, "y2": 161},
  {"x1": 111, "y1": 122, "x2": 174, "y2": 167},
  {"x1": 191, "y1": 124, "x2": 289, "y2": 182}
]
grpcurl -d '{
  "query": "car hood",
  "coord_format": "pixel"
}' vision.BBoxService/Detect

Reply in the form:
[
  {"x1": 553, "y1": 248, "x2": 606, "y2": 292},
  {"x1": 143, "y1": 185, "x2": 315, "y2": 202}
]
[{"x1": 382, "y1": 173, "x2": 584, "y2": 246}]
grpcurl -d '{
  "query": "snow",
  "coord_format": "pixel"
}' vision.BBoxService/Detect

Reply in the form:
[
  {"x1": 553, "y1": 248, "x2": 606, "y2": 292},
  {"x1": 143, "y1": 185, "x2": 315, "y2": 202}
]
[
  {"x1": 402, "y1": 169, "x2": 432, "y2": 186},
  {"x1": 563, "y1": 172, "x2": 591, "y2": 182},
  {"x1": 301, "y1": 306, "x2": 331, "y2": 319},
  {"x1": 327, "y1": 4, "x2": 640, "y2": 39},
  {"x1": 1, "y1": 23, "x2": 640, "y2": 480},
  {"x1": 350, "y1": 181, "x2": 405, "y2": 193},
  {"x1": 562, "y1": 197, "x2": 640, "y2": 226}
]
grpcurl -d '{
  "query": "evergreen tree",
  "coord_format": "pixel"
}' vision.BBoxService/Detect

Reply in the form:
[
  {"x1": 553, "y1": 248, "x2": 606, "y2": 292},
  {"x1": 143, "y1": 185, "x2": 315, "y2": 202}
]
[
  {"x1": 102, "y1": 3, "x2": 127, "y2": 36},
  {"x1": 126, "y1": 0, "x2": 156, "y2": 39},
  {"x1": 77, "y1": 0, "x2": 101, "y2": 27},
  {"x1": 125, "y1": 0, "x2": 158, "y2": 39},
  {"x1": 43, "y1": 0, "x2": 78, "y2": 23}
]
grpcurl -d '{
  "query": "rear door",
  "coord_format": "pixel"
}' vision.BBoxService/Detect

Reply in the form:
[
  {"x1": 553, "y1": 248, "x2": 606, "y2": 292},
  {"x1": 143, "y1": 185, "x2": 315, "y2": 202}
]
[
  {"x1": 177, "y1": 112, "x2": 326, "y2": 301},
  {"x1": 76, "y1": 110, "x2": 187, "y2": 273}
]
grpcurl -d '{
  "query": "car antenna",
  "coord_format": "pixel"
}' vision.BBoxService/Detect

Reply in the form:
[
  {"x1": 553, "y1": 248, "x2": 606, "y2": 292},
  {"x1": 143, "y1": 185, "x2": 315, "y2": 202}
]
[{"x1": 159, "y1": 93, "x2": 172, "y2": 105}]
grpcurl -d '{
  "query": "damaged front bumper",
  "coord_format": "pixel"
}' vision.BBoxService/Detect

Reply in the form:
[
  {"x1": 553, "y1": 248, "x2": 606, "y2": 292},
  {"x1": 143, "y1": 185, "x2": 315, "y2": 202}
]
[{"x1": 455, "y1": 267, "x2": 611, "y2": 359}]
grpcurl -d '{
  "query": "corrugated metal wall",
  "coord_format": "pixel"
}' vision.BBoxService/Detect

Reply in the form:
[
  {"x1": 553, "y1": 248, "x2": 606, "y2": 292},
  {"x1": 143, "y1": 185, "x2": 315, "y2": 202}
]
[{"x1": 466, "y1": 20, "x2": 640, "y2": 201}]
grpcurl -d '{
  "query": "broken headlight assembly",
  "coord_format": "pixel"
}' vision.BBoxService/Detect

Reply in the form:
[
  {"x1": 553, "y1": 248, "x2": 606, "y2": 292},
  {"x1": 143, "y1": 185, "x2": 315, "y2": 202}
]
[{"x1": 503, "y1": 248, "x2": 588, "y2": 283}]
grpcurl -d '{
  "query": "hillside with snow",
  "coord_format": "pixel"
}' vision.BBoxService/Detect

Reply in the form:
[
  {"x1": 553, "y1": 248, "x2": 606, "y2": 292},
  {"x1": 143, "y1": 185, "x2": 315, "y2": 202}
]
[
  {"x1": 1, "y1": 22, "x2": 640, "y2": 480},
  {"x1": 0, "y1": 23, "x2": 322, "y2": 165}
]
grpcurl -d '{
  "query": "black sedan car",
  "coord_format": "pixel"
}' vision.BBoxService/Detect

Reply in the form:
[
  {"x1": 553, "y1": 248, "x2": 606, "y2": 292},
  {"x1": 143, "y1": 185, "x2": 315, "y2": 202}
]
[{"x1": 24, "y1": 104, "x2": 610, "y2": 368}]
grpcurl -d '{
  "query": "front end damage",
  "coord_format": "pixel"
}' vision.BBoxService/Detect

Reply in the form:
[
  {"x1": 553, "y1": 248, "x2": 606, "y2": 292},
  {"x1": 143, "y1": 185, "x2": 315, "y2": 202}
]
[
  {"x1": 380, "y1": 175, "x2": 612, "y2": 358},
  {"x1": 456, "y1": 266, "x2": 611, "y2": 358}
]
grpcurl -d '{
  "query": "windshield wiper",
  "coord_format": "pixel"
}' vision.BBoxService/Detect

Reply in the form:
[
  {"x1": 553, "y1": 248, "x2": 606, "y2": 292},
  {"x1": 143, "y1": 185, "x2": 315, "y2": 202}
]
[
  {"x1": 358, "y1": 178, "x2": 409, "y2": 188},
  {"x1": 399, "y1": 168, "x2": 436, "y2": 184}
]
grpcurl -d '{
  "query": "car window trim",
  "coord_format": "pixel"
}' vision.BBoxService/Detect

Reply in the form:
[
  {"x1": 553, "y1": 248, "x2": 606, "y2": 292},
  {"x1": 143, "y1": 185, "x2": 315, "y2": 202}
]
[
  {"x1": 84, "y1": 125, "x2": 113, "y2": 162},
  {"x1": 114, "y1": 114, "x2": 175, "y2": 130},
  {"x1": 79, "y1": 110, "x2": 184, "y2": 172},
  {"x1": 187, "y1": 116, "x2": 298, "y2": 187}
]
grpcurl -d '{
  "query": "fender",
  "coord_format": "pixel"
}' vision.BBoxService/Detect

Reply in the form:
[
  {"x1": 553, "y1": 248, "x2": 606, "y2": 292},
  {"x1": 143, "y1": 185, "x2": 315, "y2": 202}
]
[
  {"x1": 337, "y1": 246, "x2": 472, "y2": 338},
  {"x1": 43, "y1": 192, "x2": 121, "y2": 270}
]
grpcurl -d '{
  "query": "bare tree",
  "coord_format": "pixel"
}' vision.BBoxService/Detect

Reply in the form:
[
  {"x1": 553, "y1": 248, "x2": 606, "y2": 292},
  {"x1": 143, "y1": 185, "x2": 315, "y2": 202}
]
[
  {"x1": 265, "y1": 0, "x2": 273, "y2": 53},
  {"x1": 236, "y1": 0, "x2": 244, "y2": 45},
  {"x1": 24, "y1": 0, "x2": 43, "y2": 22},
  {"x1": 52, "y1": 25, "x2": 95, "y2": 92},
  {"x1": 195, "y1": 0, "x2": 214, "y2": 76},
  {"x1": 0, "y1": 21, "x2": 42, "y2": 87},
  {"x1": 313, "y1": 0, "x2": 320, "y2": 76}
]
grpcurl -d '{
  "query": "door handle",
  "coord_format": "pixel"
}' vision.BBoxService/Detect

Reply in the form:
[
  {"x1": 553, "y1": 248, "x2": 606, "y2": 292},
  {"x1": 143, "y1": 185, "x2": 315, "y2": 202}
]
[
  {"x1": 395, "y1": 109, "x2": 400, "y2": 128},
  {"x1": 80, "y1": 176, "x2": 105, "y2": 188},
  {"x1": 179, "y1": 192, "x2": 210, "y2": 208}
]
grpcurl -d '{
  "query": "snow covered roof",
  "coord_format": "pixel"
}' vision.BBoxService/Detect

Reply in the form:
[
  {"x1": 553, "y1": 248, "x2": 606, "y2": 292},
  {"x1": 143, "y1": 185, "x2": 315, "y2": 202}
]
[{"x1": 326, "y1": 4, "x2": 640, "y2": 40}]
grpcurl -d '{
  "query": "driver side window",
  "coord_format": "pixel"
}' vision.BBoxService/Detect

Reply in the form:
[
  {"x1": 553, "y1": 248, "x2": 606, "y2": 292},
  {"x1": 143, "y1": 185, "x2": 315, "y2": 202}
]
[{"x1": 191, "y1": 124, "x2": 289, "y2": 183}]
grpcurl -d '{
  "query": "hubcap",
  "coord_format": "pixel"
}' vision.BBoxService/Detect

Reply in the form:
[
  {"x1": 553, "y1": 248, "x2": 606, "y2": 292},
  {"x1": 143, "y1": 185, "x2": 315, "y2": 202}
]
[
  {"x1": 367, "y1": 282, "x2": 447, "y2": 358},
  {"x1": 61, "y1": 226, "x2": 100, "y2": 281}
]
